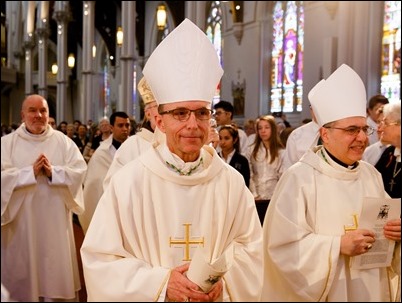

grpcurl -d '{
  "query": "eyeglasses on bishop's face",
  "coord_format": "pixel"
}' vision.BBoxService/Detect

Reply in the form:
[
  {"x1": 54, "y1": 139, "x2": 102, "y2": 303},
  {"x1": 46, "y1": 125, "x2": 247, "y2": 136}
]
[
  {"x1": 159, "y1": 107, "x2": 214, "y2": 122},
  {"x1": 324, "y1": 125, "x2": 375, "y2": 136}
]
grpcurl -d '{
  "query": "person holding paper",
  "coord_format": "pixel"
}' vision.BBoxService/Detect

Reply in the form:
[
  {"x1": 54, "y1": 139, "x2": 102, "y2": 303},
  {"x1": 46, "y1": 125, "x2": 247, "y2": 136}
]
[
  {"x1": 261, "y1": 64, "x2": 401, "y2": 302},
  {"x1": 81, "y1": 19, "x2": 263, "y2": 302}
]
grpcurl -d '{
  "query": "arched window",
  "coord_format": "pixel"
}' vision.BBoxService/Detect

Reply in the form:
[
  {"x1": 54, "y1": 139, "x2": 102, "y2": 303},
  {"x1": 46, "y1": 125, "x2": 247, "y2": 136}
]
[
  {"x1": 270, "y1": 1, "x2": 304, "y2": 114},
  {"x1": 206, "y1": 1, "x2": 223, "y2": 104},
  {"x1": 381, "y1": 1, "x2": 401, "y2": 103}
]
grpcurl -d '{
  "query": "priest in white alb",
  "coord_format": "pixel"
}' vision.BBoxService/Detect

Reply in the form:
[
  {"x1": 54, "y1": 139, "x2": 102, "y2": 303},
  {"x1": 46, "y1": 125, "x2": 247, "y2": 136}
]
[
  {"x1": 1, "y1": 94, "x2": 87, "y2": 302},
  {"x1": 261, "y1": 64, "x2": 401, "y2": 302},
  {"x1": 81, "y1": 19, "x2": 263, "y2": 302}
]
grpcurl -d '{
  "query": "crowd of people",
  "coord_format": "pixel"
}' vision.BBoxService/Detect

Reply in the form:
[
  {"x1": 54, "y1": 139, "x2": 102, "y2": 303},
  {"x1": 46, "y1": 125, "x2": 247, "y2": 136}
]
[{"x1": 1, "y1": 18, "x2": 400, "y2": 302}]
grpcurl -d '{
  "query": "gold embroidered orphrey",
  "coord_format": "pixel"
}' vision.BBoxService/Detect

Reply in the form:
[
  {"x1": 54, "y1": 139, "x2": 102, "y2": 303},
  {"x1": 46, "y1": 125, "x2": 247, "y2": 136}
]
[
  {"x1": 344, "y1": 214, "x2": 359, "y2": 232},
  {"x1": 169, "y1": 223, "x2": 204, "y2": 261}
]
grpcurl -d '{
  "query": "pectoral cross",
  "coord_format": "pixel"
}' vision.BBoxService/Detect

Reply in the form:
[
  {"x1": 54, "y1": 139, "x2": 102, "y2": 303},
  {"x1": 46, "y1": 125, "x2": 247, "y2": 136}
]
[
  {"x1": 344, "y1": 214, "x2": 359, "y2": 232},
  {"x1": 389, "y1": 179, "x2": 396, "y2": 192},
  {"x1": 169, "y1": 223, "x2": 204, "y2": 261}
]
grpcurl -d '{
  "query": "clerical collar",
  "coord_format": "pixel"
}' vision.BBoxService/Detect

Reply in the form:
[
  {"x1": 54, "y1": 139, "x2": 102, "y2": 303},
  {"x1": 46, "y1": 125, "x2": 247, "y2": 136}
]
[
  {"x1": 112, "y1": 138, "x2": 121, "y2": 150},
  {"x1": 323, "y1": 147, "x2": 358, "y2": 169},
  {"x1": 394, "y1": 147, "x2": 401, "y2": 163}
]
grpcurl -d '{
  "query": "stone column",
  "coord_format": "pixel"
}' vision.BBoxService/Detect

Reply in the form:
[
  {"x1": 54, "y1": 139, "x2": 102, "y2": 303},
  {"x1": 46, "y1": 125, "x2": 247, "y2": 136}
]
[
  {"x1": 36, "y1": 1, "x2": 50, "y2": 98},
  {"x1": 7, "y1": 2, "x2": 23, "y2": 70},
  {"x1": 82, "y1": 1, "x2": 95, "y2": 122},
  {"x1": 24, "y1": 1, "x2": 36, "y2": 95},
  {"x1": 120, "y1": 1, "x2": 138, "y2": 119},
  {"x1": 53, "y1": 1, "x2": 70, "y2": 123}
]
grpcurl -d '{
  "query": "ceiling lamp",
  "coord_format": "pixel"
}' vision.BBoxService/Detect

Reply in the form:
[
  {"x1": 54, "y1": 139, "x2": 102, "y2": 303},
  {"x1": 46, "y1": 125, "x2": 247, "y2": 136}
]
[
  {"x1": 51, "y1": 63, "x2": 58, "y2": 75},
  {"x1": 156, "y1": 4, "x2": 167, "y2": 30},
  {"x1": 67, "y1": 53, "x2": 75, "y2": 69},
  {"x1": 116, "y1": 26, "x2": 123, "y2": 46}
]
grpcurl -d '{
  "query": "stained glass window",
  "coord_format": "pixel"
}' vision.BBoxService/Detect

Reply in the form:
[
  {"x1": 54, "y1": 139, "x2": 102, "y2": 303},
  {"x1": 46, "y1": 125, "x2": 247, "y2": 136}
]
[
  {"x1": 381, "y1": 1, "x2": 401, "y2": 104},
  {"x1": 206, "y1": 1, "x2": 223, "y2": 104},
  {"x1": 270, "y1": 1, "x2": 304, "y2": 113}
]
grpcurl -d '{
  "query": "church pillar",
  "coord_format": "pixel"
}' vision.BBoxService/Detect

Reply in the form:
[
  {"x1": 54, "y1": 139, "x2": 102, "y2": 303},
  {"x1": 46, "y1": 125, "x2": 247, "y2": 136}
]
[
  {"x1": 120, "y1": 1, "x2": 138, "y2": 119},
  {"x1": 82, "y1": 1, "x2": 95, "y2": 122},
  {"x1": 24, "y1": 1, "x2": 36, "y2": 95},
  {"x1": 7, "y1": 2, "x2": 23, "y2": 70},
  {"x1": 185, "y1": 2, "x2": 206, "y2": 29},
  {"x1": 36, "y1": 1, "x2": 50, "y2": 99},
  {"x1": 53, "y1": 1, "x2": 70, "y2": 123},
  {"x1": 336, "y1": 1, "x2": 383, "y2": 96}
]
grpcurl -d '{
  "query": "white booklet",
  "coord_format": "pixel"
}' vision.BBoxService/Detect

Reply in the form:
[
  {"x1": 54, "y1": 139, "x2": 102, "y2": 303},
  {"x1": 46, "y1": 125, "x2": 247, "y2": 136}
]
[
  {"x1": 186, "y1": 245, "x2": 234, "y2": 292},
  {"x1": 350, "y1": 197, "x2": 401, "y2": 270}
]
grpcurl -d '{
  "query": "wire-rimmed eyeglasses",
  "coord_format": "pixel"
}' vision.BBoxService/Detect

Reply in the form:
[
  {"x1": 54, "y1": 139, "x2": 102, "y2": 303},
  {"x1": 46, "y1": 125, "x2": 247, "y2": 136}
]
[
  {"x1": 324, "y1": 125, "x2": 375, "y2": 136},
  {"x1": 159, "y1": 107, "x2": 214, "y2": 122}
]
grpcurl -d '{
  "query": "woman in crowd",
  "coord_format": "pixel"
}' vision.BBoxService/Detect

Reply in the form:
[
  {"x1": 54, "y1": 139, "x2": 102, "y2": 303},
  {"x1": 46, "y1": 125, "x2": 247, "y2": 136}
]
[
  {"x1": 246, "y1": 115, "x2": 285, "y2": 224},
  {"x1": 218, "y1": 124, "x2": 250, "y2": 187}
]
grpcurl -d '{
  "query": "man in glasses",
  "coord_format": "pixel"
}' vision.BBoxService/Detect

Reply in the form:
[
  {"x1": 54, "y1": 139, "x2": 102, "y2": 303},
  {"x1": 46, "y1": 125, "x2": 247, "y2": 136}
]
[
  {"x1": 261, "y1": 64, "x2": 401, "y2": 301},
  {"x1": 81, "y1": 19, "x2": 263, "y2": 302}
]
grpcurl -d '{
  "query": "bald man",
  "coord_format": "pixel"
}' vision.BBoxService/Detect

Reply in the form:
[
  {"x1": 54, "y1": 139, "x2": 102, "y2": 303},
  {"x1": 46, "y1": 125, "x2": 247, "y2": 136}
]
[{"x1": 1, "y1": 94, "x2": 87, "y2": 301}]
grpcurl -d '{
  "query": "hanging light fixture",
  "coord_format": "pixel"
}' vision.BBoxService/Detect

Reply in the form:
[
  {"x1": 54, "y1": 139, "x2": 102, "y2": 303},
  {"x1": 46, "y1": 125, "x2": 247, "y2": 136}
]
[
  {"x1": 51, "y1": 63, "x2": 58, "y2": 74},
  {"x1": 156, "y1": 4, "x2": 167, "y2": 30},
  {"x1": 67, "y1": 53, "x2": 75, "y2": 69},
  {"x1": 116, "y1": 26, "x2": 123, "y2": 46}
]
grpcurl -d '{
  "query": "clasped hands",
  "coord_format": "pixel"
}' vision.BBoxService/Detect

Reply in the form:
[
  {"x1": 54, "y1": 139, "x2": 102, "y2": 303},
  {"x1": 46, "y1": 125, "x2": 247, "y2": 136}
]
[
  {"x1": 33, "y1": 153, "x2": 52, "y2": 179},
  {"x1": 167, "y1": 263, "x2": 222, "y2": 302}
]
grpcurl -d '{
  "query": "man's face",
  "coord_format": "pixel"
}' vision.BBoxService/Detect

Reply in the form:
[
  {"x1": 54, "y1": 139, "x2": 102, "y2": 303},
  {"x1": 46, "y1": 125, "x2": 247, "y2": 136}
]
[
  {"x1": 156, "y1": 101, "x2": 211, "y2": 162},
  {"x1": 368, "y1": 103, "x2": 385, "y2": 122},
  {"x1": 60, "y1": 123, "x2": 67, "y2": 133},
  {"x1": 112, "y1": 117, "x2": 131, "y2": 143},
  {"x1": 144, "y1": 101, "x2": 159, "y2": 130},
  {"x1": 213, "y1": 108, "x2": 231, "y2": 126},
  {"x1": 21, "y1": 95, "x2": 49, "y2": 134},
  {"x1": 99, "y1": 120, "x2": 111, "y2": 133},
  {"x1": 48, "y1": 117, "x2": 57, "y2": 129},
  {"x1": 78, "y1": 125, "x2": 87, "y2": 137},
  {"x1": 320, "y1": 116, "x2": 368, "y2": 165}
]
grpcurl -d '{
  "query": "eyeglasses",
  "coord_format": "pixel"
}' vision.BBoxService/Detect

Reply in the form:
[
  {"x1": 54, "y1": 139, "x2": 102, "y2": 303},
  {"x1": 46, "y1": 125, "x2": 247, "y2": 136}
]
[
  {"x1": 214, "y1": 110, "x2": 227, "y2": 116},
  {"x1": 159, "y1": 107, "x2": 213, "y2": 122},
  {"x1": 378, "y1": 120, "x2": 400, "y2": 127},
  {"x1": 324, "y1": 125, "x2": 375, "y2": 136}
]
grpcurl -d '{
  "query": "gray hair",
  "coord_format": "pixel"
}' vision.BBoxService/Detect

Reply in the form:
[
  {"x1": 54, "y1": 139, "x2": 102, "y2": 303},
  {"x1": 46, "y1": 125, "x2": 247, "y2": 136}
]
[{"x1": 382, "y1": 102, "x2": 401, "y2": 124}]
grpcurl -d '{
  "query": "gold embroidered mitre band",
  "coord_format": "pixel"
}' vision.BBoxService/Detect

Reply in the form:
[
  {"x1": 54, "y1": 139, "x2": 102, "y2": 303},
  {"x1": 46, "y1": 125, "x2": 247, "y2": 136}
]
[{"x1": 138, "y1": 77, "x2": 156, "y2": 105}]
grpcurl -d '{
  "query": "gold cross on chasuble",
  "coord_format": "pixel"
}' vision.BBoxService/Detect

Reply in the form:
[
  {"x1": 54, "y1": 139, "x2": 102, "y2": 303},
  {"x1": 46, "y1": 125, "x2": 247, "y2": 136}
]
[
  {"x1": 344, "y1": 214, "x2": 359, "y2": 232},
  {"x1": 169, "y1": 223, "x2": 204, "y2": 261}
]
